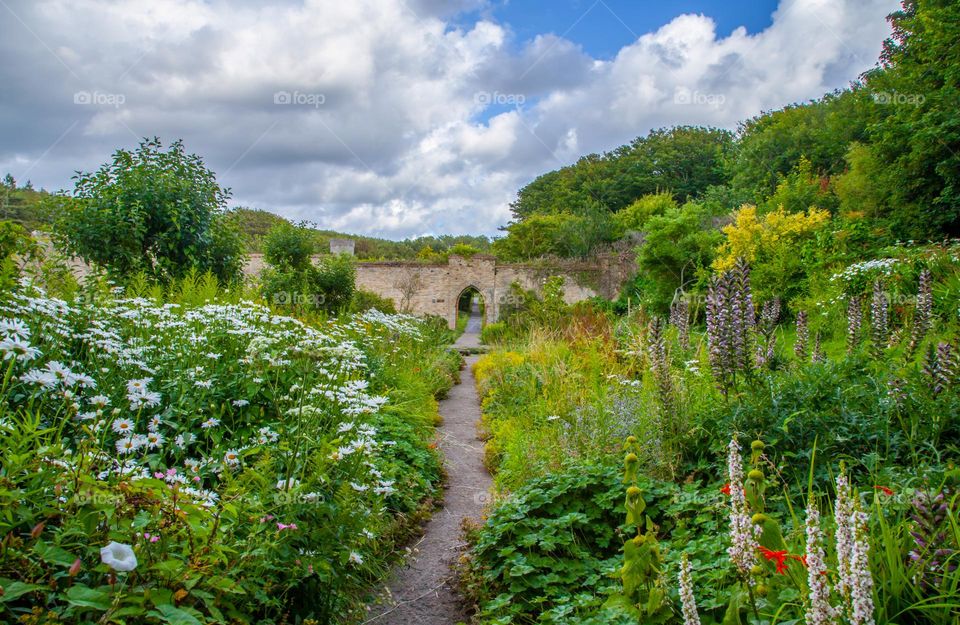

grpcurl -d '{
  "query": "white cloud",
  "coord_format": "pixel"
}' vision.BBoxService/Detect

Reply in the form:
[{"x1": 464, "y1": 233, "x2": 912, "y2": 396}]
[{"x1": 0, "y1": 0, "x2": 897, "y2": 238}]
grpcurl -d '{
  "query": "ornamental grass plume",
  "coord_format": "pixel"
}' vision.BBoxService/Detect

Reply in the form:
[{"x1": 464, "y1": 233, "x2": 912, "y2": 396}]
[
  {"x1": 870, "y1": 280, "x2": 889, "y2": 356},
  {"x1": 678, "y1": 553, "x2": 702, "y2": 625},
  {"x1": 795, "y1": 311, "x2": 809, "y2": 362},
  {"x1": 909, "y1": 269, "x2": 933, "y2": 353},
  {"x1": 727, "y1": 436, "x2": 758, "y2": 578},
  {"x1": 804, "y1": 499, "x2": 836, "y2": 625}
]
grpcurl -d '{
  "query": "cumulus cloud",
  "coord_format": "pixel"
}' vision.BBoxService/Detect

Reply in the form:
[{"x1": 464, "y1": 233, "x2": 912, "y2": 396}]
[{"x1": 0, "y1": 0, "x2": 897, "y2": 238}]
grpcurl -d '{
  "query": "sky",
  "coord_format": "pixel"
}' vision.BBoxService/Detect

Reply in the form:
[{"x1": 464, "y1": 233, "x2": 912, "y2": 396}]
[{"x1": 0, "y1": 0, "x2": 899, "y2": 239}]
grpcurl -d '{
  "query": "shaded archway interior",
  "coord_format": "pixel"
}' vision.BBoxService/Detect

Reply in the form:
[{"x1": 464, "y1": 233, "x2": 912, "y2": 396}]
[{"x1": 456, "y1": 285, "x2": 485, "y2": 330}]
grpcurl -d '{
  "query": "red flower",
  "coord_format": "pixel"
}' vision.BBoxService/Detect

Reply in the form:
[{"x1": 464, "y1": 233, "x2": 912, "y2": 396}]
[
  {"x1": 789, "y1": 553, "x2": 808, "y2": 568},
  {"x1": 874, "y1": 485, "x2": 894, "y2": 496},
  {"x1": 720, "y1": 483, "x2": 732, "y2": 496},
  {"x1": 758, "y1": 546, "x2": 790, "y2": 574}
]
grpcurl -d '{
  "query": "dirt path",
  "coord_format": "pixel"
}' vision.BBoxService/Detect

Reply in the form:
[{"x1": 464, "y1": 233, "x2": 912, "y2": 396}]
[{"x1": 365, "y1": 325, "x2": 490, "y2": 625}]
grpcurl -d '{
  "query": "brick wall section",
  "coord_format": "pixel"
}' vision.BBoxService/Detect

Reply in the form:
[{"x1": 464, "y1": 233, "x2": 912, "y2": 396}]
[{"x1": 244, "y1": 252, "x2": 636, "y2": 328}]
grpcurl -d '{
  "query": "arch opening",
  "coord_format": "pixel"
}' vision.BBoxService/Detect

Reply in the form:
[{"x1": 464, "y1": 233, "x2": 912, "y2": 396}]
[{"x1": 455, "y1": 285, "x2": 485, "y2": 333}]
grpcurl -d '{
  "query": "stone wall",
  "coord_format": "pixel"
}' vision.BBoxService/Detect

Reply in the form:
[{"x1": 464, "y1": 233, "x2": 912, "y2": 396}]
[{"x1": 242, "y1": 252, "x2": 636, "y2": 328}]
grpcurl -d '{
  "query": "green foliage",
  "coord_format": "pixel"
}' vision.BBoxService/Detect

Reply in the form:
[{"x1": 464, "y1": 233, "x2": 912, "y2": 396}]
[
  {"x1": 263, "y1": 221, "x2": 315, "y2": 270},
  {"x1": 465, "y1": 462, "x2": 678, "y2": 624},
  {"x1": 350, "y1": 288, "x2": 397, "y2": 314},
  {"x1": 508, "y1": 126, "x2": 732, "y2": 222},
  {"x1": 634, "y1": 202, "x2": 723, "y2": 314},
  {"x1": 612, "y1": 192, "x2": 677, "y2": 234},
  {"x1": 55, "y1": 138, "x2": 245, "y2": 283},
  {"x1": 726, "y1": 90, "x2": 869, "y2": 201},
  {"x1": 0, "y1": 175, "x2": 55, "y2": 231},
  {"x1": 493, "y1": 208, "x2": 616, "y2": 261},
  {"x1": 0, "y1": 281, "x2": 459, "y2": 624},
  {"x1": 260, "y1": 219, "x2": 357, "y2": 315},
  {"x1": 862, "y1": 0, "x2": 960, "y2": 238},
  {"x1": 448, "y1": 243, "x2": 482, "y2": 258}
]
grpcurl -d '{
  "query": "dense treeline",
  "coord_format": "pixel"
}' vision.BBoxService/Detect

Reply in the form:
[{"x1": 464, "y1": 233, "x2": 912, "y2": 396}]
[{"x1": 495, "y1": 0, "x2": 959, "y2": 314}]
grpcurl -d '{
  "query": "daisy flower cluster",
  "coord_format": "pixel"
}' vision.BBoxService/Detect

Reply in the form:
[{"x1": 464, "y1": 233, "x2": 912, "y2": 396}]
[{"x1": 0, "y1": 281, "x2": 444, "y2": 612}]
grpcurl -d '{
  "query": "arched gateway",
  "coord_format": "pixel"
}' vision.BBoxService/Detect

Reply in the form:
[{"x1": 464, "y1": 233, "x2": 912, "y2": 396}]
[{"x1": 350, "y1": 253, "x2": 636, "y2": 328}]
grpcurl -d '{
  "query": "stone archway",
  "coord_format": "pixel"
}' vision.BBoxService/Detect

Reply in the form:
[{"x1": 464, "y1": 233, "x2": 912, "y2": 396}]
[{"x1": 454, "y1": 284, "x2": 487, "y2": 329}]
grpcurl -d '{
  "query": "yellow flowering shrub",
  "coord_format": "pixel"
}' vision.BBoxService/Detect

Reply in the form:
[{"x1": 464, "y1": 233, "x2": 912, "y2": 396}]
[
  {"x1": 713, "y1": 204, "x2": 831, "y2": 303},
  {"x1": 714, "y1": 204, "x2": 830, "y2": 272}
]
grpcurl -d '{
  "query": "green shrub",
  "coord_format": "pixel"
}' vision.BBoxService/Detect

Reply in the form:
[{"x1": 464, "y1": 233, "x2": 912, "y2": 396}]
[
  {"x1": 350, "y1": 288, "x2": 397, "y2": 314},
  {"x1": 54, "y1": 138, "x2": 245, "y2": 283}
]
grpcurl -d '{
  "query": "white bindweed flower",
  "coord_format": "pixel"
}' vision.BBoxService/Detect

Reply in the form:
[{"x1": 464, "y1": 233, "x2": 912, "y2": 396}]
[{"x1": 100, "y1": 541, "x2": 137, "y2": 572}]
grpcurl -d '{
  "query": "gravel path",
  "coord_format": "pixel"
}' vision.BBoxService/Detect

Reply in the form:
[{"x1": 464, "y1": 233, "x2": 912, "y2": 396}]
[{"x1": 365, "y1": 319, "x2": 490, "y2": 625}]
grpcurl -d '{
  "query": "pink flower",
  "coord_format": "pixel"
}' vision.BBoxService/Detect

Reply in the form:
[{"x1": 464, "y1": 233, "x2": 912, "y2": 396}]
[
  {"x1": 277, "y1": 522, "x2": 299, "y2": 531},
  {"x1": 153, "y1": 472, "x2": 164, "y2": 479}
]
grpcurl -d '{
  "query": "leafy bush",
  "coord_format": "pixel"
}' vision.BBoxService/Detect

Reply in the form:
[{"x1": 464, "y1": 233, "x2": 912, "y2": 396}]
[
  {"x1": 464, "y1": 462, "x2": 679, "y2": 624},
  {"x1": 55, "y1": 138, "x2": 245, "y2": 283},
  {"x1": 350, "y1": 288, "x2": 397, "y2": 314}
]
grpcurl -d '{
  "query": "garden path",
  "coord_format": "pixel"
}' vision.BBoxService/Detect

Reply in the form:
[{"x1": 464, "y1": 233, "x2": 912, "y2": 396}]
[{"x1": 365, "y1": 317, "x2": 491, "y2": 625}]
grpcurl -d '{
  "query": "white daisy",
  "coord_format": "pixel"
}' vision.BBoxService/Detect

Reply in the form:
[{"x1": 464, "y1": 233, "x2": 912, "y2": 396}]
[
  {"x1": 112, "y1": 418, "x2": 134, "y2": 434},
  {"x1": 115, "y1": 437, "x2": 138, "y2": 454}
]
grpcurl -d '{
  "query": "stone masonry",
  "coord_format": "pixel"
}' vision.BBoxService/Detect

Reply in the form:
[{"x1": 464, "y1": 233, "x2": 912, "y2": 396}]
[{"x1": 244, "y1": 252, "x2": 636, "y2": 328}]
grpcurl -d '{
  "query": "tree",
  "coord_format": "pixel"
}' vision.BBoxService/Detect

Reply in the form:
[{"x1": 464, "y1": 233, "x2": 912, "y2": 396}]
[
  {"x1": 613, "y1": 192, "x2": 678, "y2": 234},
  {"x1": 507, "y1": 126, "x2": 733, "y2": 221},
  {"x1": 862, "y1": 0, "x2": 960, "y2": 238},
  {"x1": 493, "y1": 210, "x2": 614, "y2": 260},
  {"x1": 56, "y1": 138, "x2": 245, "y2": 282},
  {"x1": 263, "y1": 221, "x2": 315, "y2": 270},
  {"x1": 635, "y1": 202, "x2": 723, "y2": 314},
  {"x1": 726, "y1": 91, "x2": 870, "y2": 202}
]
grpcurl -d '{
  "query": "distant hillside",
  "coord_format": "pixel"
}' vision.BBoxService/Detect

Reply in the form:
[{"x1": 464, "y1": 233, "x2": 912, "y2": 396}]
[
  {"x1": 0, "y1": 175, "x2": 56, "y2": 232},
  {"x1": 0, "y1": 181, "x2": 492, "y2": 261},
  {"x1": 227, "y1": 207, "x2": 492, "y2": 260}
]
